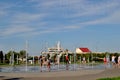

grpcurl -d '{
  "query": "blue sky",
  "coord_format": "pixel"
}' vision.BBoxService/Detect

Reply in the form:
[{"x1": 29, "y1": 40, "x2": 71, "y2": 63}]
[{"x1": 0, "y1": 0, "x2": 120, "y2": 55}]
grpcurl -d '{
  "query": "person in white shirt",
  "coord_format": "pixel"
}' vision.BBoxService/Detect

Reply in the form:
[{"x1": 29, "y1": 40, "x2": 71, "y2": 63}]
[
  {"x1": 111, "y1": 55, "x2": 115, "y2": 67},
  {"x1": 118, "y1": 55, "x2": 120, "y2": 67}
]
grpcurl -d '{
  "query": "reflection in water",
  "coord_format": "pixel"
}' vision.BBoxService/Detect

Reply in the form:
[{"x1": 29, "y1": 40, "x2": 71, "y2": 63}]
[{"x1": 0, "y1": 63, "x2": 112, "y2": 72}]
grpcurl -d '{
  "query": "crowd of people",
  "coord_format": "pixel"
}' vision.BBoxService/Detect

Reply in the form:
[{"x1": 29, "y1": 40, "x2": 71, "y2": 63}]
[
  {"x1": 103, "y1": 54, "x2": 120, "y2": 68},
  {"x1": 111, "y1": 54, "x2": 120, "y2": 68},
  {"x1": 39, "y1": 53, "x2": 70, "y2": 72},
  {"x1": 39, "y1": 53, "x2": 120, "y2": 72},
  {"x1": 39, "y1": 54, "x2": 51, "y2": 72}
]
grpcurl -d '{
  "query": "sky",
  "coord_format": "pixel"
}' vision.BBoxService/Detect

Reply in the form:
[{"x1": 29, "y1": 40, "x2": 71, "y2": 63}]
[{"x1": 0, "y1": 0, "x2": 120, "y2": 55}]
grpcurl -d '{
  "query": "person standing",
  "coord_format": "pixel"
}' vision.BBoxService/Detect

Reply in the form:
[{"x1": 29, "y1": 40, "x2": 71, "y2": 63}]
[
  {"x1": 103, "y1": 57, "x2": 107, "y2": 69},
  {"x1": 47, "y1": 58, "x2": 51, "y2": 72},
  {"x1": 39, "y1": 55, "x2": 43, "y2": 72},
  {"x1": 114, "y1": 55, "x2": 118, "y2": 68},
  {"x1": 111, "y1": 55, "x2": 116, "y2": 68},
  {"x1": 82, "y1": 57, "x2": 86, "y2": 64},
  {"x1": 65, "y1": 54, "x2": 69, "y2": 70},
  {"x1": 47, "y1": 54, "x2": 51, "y2": 72},
  {"x1": 118, "y1": 55, "x2": 120, "y2": 67}
]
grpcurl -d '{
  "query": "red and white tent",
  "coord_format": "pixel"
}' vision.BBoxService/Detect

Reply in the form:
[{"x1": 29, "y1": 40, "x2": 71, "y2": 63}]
[{"x1": 76, "y1": 48, "x2": 91, "y2": 54}]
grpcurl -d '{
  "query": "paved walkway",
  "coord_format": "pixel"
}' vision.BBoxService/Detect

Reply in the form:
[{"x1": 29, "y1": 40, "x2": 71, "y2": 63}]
[{"x1": 0, "y1": 68, "x2": 120, "y2": 80}]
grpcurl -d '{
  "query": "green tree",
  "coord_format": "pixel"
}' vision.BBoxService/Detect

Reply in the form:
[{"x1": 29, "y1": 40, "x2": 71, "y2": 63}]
[
  {"x1": 6, "y1": 51, "x2": 13, "y2": 59},
  {"x1": 5, "y1": 54, "x2": 9, "y2": 63},
  {"x1": 0, "y1": 51, "x2": 3, "y2": 63},
  {"x1": 19, "y1": 50, "x2": 26, "y2": 62},
  {"x1": 13, "y1": 51, "x2": 19, "y2": 63}
]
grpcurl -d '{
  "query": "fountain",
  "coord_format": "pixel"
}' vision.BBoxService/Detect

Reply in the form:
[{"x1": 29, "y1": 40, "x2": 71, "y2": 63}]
[{"x1": 0, "y1": 42, "x2": 112, "y2": 73}]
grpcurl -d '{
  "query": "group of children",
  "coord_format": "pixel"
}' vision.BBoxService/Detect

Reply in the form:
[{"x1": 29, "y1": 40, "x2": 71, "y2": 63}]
[
  {"x1": 39, "y1": 53, "x2": 120, "y2": 72},
  {"x1": 39, "y1": 55, "x2": 51, "y2": 72},
  {"x1": 111, "y1": 55, "x2": 120, "y2": 68},
  {"x1": 103, "y1": 54, "x2": 120, "y2": 68},
  {"x1": 39, "y1": 54, "x2": 70, "y2": 72}
]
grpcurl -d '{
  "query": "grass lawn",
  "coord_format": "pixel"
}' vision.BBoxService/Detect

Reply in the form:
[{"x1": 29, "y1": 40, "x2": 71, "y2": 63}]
[{"x1": 97, "y1": 77, "x2": 120, "y2": 80}]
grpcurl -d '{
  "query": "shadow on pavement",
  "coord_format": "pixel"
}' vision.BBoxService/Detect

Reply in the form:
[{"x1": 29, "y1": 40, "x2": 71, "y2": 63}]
[
  {"x1": 3, "y1": 77, "x2": 24, "y2": 80},
  {"x1": 0, "y1": 76, "x2": 5, "y2": 78}
]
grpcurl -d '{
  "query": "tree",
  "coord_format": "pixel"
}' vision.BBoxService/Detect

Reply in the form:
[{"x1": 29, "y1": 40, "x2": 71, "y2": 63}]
[
  {"x1": 12, "y1": 51, "x2": 19, "y2": 63},
  {"x1": 5, "y1": 54, "x2": 9, "y2": 63},
  {"x1": 19, "y1": 50, "x2": 26, "y2": 62},
  {"x1": 0, "y1": 51, "x2": 3, "y2": 63}
]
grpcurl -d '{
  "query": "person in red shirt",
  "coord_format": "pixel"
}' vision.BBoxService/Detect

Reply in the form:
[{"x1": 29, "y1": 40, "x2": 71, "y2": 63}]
[
  {"x1": 65, "y1": 54, "x2": 69, "y2": 70},
  {"x1": 103, "y1": 57, "x2": 107, "y2": 69}
]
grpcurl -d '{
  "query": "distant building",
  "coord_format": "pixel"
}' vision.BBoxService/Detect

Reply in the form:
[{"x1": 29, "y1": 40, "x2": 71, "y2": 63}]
[
  {"x1": 48, "y1": 47, "x2": 64, "y2": 53},
  {"x1": 41, "y1": 41, "x2": 73, "y2": 55},
  {"x1": 76, "y1": 48, "x2": 91, "y2": 54},
  {"x1": 41, "y1": 41, "x2": 65, "y2": 55}
]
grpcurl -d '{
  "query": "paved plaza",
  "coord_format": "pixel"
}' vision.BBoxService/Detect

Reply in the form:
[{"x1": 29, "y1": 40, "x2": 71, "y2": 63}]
[{"x1": 0, "y1": 68, "x2": 120, "y2": 80}]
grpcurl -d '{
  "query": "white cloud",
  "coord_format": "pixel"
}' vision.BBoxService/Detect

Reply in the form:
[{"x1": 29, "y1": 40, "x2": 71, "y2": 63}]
[
  {"x1": 30, "y1": 0, "x2": 120, "y2": 24},
  {"x1": 62, "y1": 25, "x2": 80, "y2": 30},
  {"x1": 100, "y1": 10, "x2": 120, "y2": 24},
  {"x1": 0, "y1": 25, "x2": 35, "y2": 36},
  {"x1": 1, "y1": 0, "x2": 120, "y2": 38},
  {"x1": 27, "y1": 0, "x2": 84, "y2": 12},
  {"x1": 80, "y1": 10, "x2": 120, "y2": 26},
  {"x1": 64, "y1": 0, "x2": 120, "y2": 18},
  {"x1": 11, "y1": 13, "x2": 47, "y2": 24},
  {"x1": 17, "y1": 25, "x2": 80, "y2": 37},
  {"x1": 0, "y1": 3, "x2": 13, "y2": 17}
]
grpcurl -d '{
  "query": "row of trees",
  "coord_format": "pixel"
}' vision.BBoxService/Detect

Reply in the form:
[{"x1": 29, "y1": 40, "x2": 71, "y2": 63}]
[
  {"x1": 59, "y1": 52, "x2": 120, "y2": 63},
  {"x1": 0, "y1": 50, "x2": 120, "y2": 65},
  {"x1": 0, "y1": 50, "x2": 26, "y2": 64}
]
